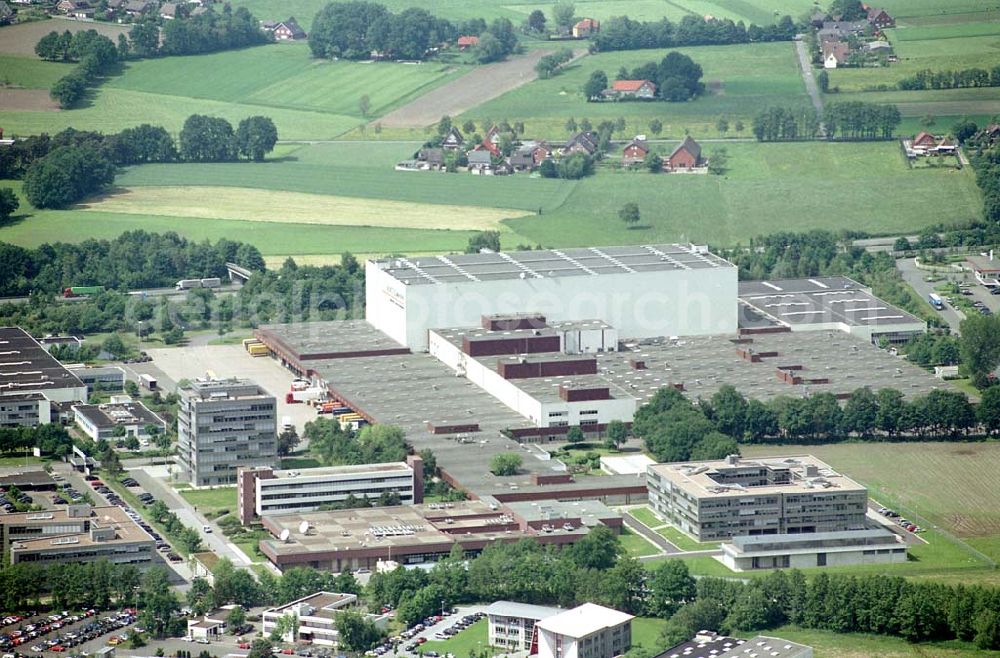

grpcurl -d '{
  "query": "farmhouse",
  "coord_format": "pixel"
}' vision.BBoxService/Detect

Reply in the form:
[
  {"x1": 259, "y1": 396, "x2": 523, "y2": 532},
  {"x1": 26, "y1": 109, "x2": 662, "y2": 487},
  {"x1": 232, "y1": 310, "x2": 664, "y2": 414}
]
[
  {"x1": 665, "y1": 136, "x2": 703, "y2": 170},
  {"x1": 263, "y1": 17, "x2": 306, "y2": 40},
  {"x1": 907, "y1": 131, "x2": 957, "y2": 157},
  {"x1": 476, "y1": 139, "x2": 502, "y2": 158},
  {"x1": 606, "y1": 79, "x2": 657, "y2": 100},
  {"x1": 562, "y1": 130, "x2": 599, "y2": 156},
  {"x1": 124, "y1": 0, "x2": 154, "y2": 15},
  {"x1": 159, "y1": 2, "x2": 177, "y2": 19},
  {"x1": 467, "y1": 149, "x2": 493, "y2": 174},
  {"x1": 866, "y1": 7, "x2": 895, "y2": 29},
  {"x1": 572, "y1": 18, "x2": 599, "y2": 38},
  {"x1": 820, "y1": 20, "x2": 868, "y2": 38},
  {"x1": 56, "y1": 0, "x2": 89, "y2": 14},
  {"x1": 621, "y1": 138, "x2": 649, "y2": 166},
  {"x1": 822, "y1": 40, "x2": 850, "y2": 68},
  {"x1": 457, "y1": 35, "x2": 478, "y2": 50},
  {"x1": 978, "y1": 123, "x2": 1000, "y2": 146},
  {"x1": 510, "y1": 141, "x2": 551, "y2": 171},
  {"x1": 416, "y1": 147, "x2": 445, "y2": 170},
  {"x1": 441, "y1": 126, "x2": 465, "y2": 150}
]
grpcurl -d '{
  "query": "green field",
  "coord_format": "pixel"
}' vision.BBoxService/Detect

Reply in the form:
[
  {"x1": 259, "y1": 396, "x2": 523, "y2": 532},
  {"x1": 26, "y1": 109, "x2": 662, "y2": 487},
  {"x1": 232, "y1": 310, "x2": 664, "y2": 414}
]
[
  {"x1": 178, "y1": 486, "x2": 237, "y2": 514},
  {"x1": 0, "y1": 43, "x2": 466, "y2": 140},
  {"x1": 620, "y1": 527, "x2": 660, "y2": 557},
  {"x1": 0, "y1": 54, "x2": 73, "y2": 89},
  {"x1": 0, "y1": 139, "x2": 983, "y2": 258},
  {"x1": 464, "y1": 41, "x2": 809, "y2": 138},
  {"x1": 761, "y1": 625, "x2": 1000, "y2": 658}
]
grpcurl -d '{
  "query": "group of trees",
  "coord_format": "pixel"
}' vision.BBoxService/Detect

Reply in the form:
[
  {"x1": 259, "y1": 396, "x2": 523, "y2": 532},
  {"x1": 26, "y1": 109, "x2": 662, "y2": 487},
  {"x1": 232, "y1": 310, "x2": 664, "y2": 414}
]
[
  {"x1": 0, "y1": 231, "x2": 262, "y2": 297},
  {"x1": 157, "y1": 7, "x2": 270, "y2": 56},
  {"x1": 308, "y1": 1, "x2": 515, "y2": 63},
  {"x1": 586, "y1": 51, "x2": 704, "y2": 102},
  {"x1": 751, "y1": 102, "x2": 901, "y2": 141},
  {"x1": 539, "y1": 151, "x2": 595, "y2": 179},
  {"x1": 662, "y1": 569, "x2": 1000, "y2": 650},
  {"x1": 592, "y1": 14, "x2": 797, "y2": 53},
  {"x1": 968, "y1": 124, "x2": 1000, "y2": 227},
  {"x1": 0, "y1": 423, "x2": 72, "y2": 458},
  {"x1": 36, "y1": 29, "x2": 120, "y2": 108},
  {"x1": 534, "y1": 48, "x2": 574, "y2": 79},
  {"x1": 179, "y1": 114, "x2": 278, "y2": 162},
  {"x1": 0, "y1": 559, "x2": 141, "y2": 617},
  {"x1": 22, "y1": 142, "x2": 116, "y2": 209},
  {"x1": 898, "y1": 66, "x2": 1000, "y2": 91},
  {"x1": 304, "y1": 421, "x2": 408, "y2": 467},
  {"x1": 147, "y1": 500, "x2": 204, "y2": 553}
]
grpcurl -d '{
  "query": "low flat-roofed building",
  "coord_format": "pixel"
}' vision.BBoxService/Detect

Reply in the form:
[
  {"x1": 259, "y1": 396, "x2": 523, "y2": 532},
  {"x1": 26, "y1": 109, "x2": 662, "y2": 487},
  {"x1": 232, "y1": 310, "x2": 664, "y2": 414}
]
[
  {"x1": 600, "y1": 454, "x2": 655, "y2": 475},
  {"x1": 66, "y1": 364, "x2": 126, "y2": 393},
  {"x1": 647, "y1": 455, "x2": 868, "y2": 542},
  {"x1": 535, "y1": 603, "x2": 633, "y2": 658},
  {"x1": 721, "y1": 528, "x2": 907, "y2": 571},
  {"x1": 485, "y1": 601, "x2": 564, "y2": 651},
  {"x1": 237, "y1": 459, "x2": 422, "y2": 525},
  {"x1": 0, "y1": 470, "x2": 57, "y2": 491},
  {"x1": 655, "y1": 632, "x2": 812, "y2": 658},
  {"x1": 0, "y1": 327, "x2": 87, "y2": 427},
  {"x1": 187, "y1": 607, "x2": 236, "y2": 640},
  {"x1": 73, "y1": 400, "x2": 166, "y2": 441},
  {"x1": 262, "y1": 592, "x2": 357, "y2": 645},
  {"x1": 259, "y1": 500, "x2": 605, "y2": 572},
  {"x1": 738, "y1": 276, "x2": 925, "y2": 344},
  {"x1": 1, "y1": 504, "x2": 154, "y2": 567},
  {"x1": 967, "y1": 254, "x2": 1000, "y2": 287}
]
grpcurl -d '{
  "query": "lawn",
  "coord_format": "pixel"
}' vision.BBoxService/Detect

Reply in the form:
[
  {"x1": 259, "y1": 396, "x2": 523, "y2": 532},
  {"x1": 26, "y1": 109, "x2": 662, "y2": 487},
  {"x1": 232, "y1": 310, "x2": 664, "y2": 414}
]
[
  {"x1": 631, "y1": 617, "x2": 667, "y2": 652},
  {"x1": 620, "y1": 527, "x2": 660, "y2": 558},
  {"x1": 420, "y1": 619, "x2": 488, "y2": 655},
  {"x1": 0, "y1": 454, "x2": 45, "y2": 467},
  {"x1": 464, "y1": 41, "x2": 809, "y2": 139},
  {"x1": 656, "y1": 525, "x2": 722, "y2": 552},
  {"x1": 0, "y1": 54, "x2": 73, "y2": 88},
  {"x1": 759, "y1": 625, "x2": 998, "y2": 658},
  {"x1": 178, "y1": 486, "x2": 237, "y2": 514}
]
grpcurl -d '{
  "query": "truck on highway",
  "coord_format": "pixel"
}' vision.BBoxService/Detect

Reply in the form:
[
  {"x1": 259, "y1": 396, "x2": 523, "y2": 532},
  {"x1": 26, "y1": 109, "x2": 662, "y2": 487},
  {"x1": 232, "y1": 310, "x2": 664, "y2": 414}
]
[
  {"x1": 175, "y1": 278, "x2": 222, "y2": 290},
  {"x1": 63, "y1": 286, "x2": 105, "y2": 298}
]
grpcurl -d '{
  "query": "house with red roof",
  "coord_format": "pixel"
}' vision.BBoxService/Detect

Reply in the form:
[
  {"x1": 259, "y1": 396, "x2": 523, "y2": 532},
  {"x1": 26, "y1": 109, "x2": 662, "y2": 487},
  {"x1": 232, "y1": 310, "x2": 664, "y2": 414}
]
[
  {"x1": 665, "y1": 136, "x2": 704, "y2": 171},
  {"x1": 606, "y1": 79, "x2": 657, "y2": 100},
  {"x1": 457, "y1": 35, "x2": 479, "y2": 50},
  {"x1": 572, "y1": 18, "x2": 599, "y2": 38}
]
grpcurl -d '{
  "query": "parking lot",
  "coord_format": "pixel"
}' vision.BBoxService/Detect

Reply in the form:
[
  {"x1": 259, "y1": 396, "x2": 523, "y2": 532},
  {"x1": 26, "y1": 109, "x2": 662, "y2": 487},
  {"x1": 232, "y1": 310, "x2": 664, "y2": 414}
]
[
  {"x1": 0, "y1": 607, "x2": 138, "y2": 658},
  {"x1": 138, "y1": 345, "x2": 317, "y2": 437}
]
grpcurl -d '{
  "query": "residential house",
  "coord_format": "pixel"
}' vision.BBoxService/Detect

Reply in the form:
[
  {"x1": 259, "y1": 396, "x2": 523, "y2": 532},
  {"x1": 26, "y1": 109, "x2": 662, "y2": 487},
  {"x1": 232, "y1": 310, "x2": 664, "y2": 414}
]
[
  {"x1": 866, "y1": 7, "x2": 894, "y2": 29},
  {"x1": 666, "y1": 136, "x2": 703, "y2": 171},
  {"x1": 562, "y1": 130, "x2": 599, "y2": 156},
  {"x1": 902, "y1": 132, "x2": 957, "y2": 158},
  {"x1": 457, "y1": 35, "x2": 478, "y2": 50},
  {"x1": 124, "y1": 0, "x2": 154, "y2": 15},
  {"x1": 977, "y1": 124, "x2": 1000, "y2": 146},
  {"x1": 606, "y1": 79, "x2": 657, "y2": 100},
  {"x1": 266, "y1": 17, "x2": 306, "y2": 40},
  {"x1": 572, "y1": 18, "x2": 599, "y2": 38},
  {"x1": 912, "y1": 131, "x2": 938, "y2": 151},
  {"x1": 820, "y1": 20, "x2": 868, "y2": 38},
  {"x1": 56, "y1": 0, "x2": 90, "y2": 15},
  {"x1": 478, "y1": 140, "x2": 502, "y2": 158},
  {"x1": 105, "y1": 0, "x2": 124, "y2": 12},
  {"x1": 416, "y1": 147, "x2": 445, "y2": 171},
  {"x1": 484, "y1": 124, "x2": 503, "y2": 146},
  {"x1": 467, "y1": 149, "x2": 493, "y2": 174},
  {"x1": 866, "y1": 40, "x2": 891, "y2": 52},
  {"x1": 441, "y1": 126, "x2": 465, "y2": 150},
  {"x1": 621, "y1": 138, "x2": 649, "y2": 166},
  {"x1": 159, "y1": 2, "x2": 178, "y2": 19},
  {"x1": 510, "y1": 142, "x2": 551, "y2": 171},
  {"x1": 822, "y1": 40, "x2": 850, "y2": 69},
  {"x1": 0, "y1": 0, "x2": 14, "y2": 22}
]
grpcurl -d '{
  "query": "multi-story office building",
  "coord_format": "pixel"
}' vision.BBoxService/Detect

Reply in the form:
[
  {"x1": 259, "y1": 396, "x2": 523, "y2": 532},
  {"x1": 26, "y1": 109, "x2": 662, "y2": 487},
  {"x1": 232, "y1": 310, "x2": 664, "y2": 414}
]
[
  {"x1": 485, "y1": 601, "x2": 565, "y2": 652},
  {"x1": 0, "y1": 505, "x2": 154, "y2": 567},
  {"x1": 647, "y1": 455, "x2": 869, "y2": 542},
  {"x1": 237, "y1": 458, "x2": 422, "y2": 525},
  {"x1": 177, "y1": 377, "x2": 277, "y2": 486},
  {"x1": 535, "y1": 603, "x2": 633, "y2": 658},
  {"x1": 262, "y1": 593, "x2": 358, "y2": 646}
]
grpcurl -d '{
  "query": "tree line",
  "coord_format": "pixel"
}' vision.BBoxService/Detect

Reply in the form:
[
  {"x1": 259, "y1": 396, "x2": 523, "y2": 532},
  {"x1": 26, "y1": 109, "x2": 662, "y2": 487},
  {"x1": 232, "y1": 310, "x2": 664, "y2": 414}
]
[
  {"x1": 898, "y1": 66, "x2": 1000, "y2": 91},
  {"x1": 35, "y1": 29, "x2": 120, "y2": 109},
  {"x1": 534, "y1": 48, "x2": 574, "y2": 79},
  {"x1": 5, "y1": 116, "x2": 276, "y2": 209},
  {"x1": 585, "y1": 51, "x2": 704, "y2": 102},
  {"x1": 303, "y1": 420, "x2": 407, "y2": 467},
  {"x1": 0, "y1": 231, "x2": 262, "y2": 297},
  {"x1": 751, "y1": 102, "x2": 900, "y2": 141},
  {"x1": 968, "y1": 124, "x2": 1000, "y2": 227},
  {"x1": 592, "y1": 14, "x2": 797, "y2": 52},
  {"x1": 0, "y1": 423, "x2": 73, "y2": 458},
  {"x1": 308, "y1": 1, "x2": 517, "y2": 63}
]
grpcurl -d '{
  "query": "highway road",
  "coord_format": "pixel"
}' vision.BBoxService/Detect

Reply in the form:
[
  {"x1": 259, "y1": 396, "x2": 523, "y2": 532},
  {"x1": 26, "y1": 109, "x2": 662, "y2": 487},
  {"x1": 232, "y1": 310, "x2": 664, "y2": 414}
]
[{"x1": 0, "y1": 283, "x2": 242, "y2": 305}]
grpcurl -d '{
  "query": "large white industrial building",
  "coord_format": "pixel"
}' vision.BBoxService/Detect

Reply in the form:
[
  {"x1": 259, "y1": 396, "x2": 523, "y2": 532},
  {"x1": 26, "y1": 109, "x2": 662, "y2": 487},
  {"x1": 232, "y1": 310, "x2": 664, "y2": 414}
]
[{"x1": 366, "y1": 244, "x2": 738, "y2": 351}]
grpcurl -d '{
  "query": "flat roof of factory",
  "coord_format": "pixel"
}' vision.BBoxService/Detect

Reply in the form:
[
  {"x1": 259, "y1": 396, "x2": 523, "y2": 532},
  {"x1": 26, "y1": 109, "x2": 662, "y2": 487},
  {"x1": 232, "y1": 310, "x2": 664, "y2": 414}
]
[
  {"x1": 371, "y1": 244, "x2": 734, "y2": 286},
  {"x1": 738, "y1": 276, "x2": 924, "y2": 329},
  {"x1": 0, "y1": 327, "x2": 85, "y2": 395}
]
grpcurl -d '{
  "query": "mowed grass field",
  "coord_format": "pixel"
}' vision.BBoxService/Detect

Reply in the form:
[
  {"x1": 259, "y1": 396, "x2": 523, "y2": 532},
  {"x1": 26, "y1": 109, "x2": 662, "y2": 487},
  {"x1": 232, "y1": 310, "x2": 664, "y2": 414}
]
[
  {"x1": 0, "y1": 42, "x2": 466, "y2": 139},
  {"x1": 0, "y1": 139, "x2": 982, "y2": 260},
  {"x1": 464, "y1": 41, "x2": 809, "y2": 139},
  {"x1": 740, "y1": 442, "x2": 1000, "y2": 563}
]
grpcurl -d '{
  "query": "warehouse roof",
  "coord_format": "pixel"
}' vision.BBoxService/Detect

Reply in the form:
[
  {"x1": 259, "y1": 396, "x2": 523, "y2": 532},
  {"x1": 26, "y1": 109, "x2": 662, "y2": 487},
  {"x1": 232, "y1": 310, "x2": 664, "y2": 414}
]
[
  {"x1": 257, "y1": 321, "x2": 408, "y2": 362},
  {"x1": 372, "y1": 244, "x2": 733, "y2": 286},
  {"x1": 738, "y1": 276, "x2": 923, "y2": 329},
  {"x1": 0, "y1": 470, "x2": 56, "y2": 490},
  {"x1": 73, "y1": 401, "x2": 166, "y2": 430},
  {"x1": 0, "y1": 327, "x2": 84, "y2": 395}
]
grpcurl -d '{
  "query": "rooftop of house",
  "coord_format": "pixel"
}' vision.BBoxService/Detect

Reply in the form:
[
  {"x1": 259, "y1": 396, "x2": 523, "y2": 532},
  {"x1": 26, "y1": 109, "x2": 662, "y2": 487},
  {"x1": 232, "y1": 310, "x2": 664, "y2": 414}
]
[
  {"x1": 612, "y1": 79, "x2": 654, "y2": 92},
  {"x1": 371, "y1": 244, "x2": 733, "y2": 286},
  {"x1": 647, "y1": 454, "x2": 867, "y2": 498}
]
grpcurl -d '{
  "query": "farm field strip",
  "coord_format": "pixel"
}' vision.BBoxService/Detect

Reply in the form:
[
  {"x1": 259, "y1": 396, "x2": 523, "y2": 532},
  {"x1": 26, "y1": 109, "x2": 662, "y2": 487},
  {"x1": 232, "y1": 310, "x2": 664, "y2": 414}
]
[
  {"x1": 0, "y1": 19, "x2": 127, "y2": 56},
  {"x1": 81, "y1": 186, "x2": 529, "y2": 231}
]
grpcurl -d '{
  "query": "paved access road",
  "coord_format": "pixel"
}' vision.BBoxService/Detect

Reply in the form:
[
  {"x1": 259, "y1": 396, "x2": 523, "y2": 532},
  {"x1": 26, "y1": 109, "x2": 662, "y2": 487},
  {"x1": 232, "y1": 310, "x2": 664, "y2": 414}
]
[
  {"x1": 895, "y1": 257, "x2": 967, "y2": 333},
  {"x1": 794, "y1": 37, "x2": 823, "y2": 117}
]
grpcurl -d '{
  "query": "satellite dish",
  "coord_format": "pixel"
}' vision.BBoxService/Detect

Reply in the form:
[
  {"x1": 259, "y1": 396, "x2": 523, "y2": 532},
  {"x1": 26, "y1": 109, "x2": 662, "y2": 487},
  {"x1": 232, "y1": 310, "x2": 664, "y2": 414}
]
[
  {"x1": 279, "y1": 528, "x2": 290, "y2": 542},
  {"x1": 299, "y1": 521, "x2": 310, "y2": 535}
]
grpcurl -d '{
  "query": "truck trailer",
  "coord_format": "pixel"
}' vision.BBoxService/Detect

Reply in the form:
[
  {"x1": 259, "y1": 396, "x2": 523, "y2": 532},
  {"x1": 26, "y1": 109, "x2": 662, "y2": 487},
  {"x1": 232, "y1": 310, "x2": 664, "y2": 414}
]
[{"x1": 63, "y1": 286, "x2": 105, "y2": 298}]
